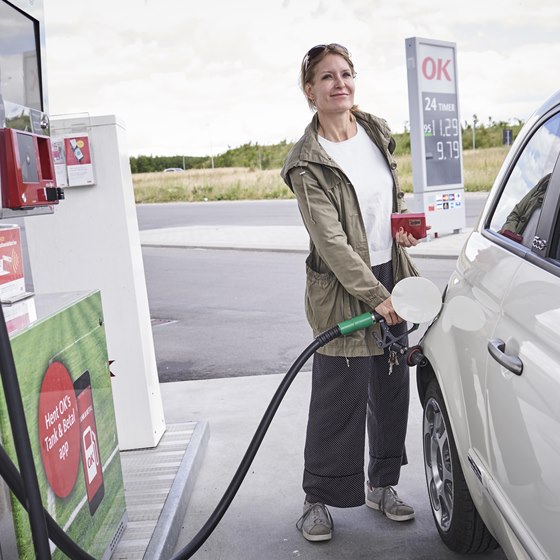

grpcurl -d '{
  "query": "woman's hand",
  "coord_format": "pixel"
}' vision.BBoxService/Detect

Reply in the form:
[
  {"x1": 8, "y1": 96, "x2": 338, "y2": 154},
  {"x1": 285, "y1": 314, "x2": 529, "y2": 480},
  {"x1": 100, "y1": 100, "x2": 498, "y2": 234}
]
[
  {"x1": 395, "y1": 225, "x2": 432, "y2": 248},
  {"x1": 374, "y1": 296, "x2": 403, "y2": 326},
  {"x1": 395, "y1": 227, "x2": 420, "y2": 248}
]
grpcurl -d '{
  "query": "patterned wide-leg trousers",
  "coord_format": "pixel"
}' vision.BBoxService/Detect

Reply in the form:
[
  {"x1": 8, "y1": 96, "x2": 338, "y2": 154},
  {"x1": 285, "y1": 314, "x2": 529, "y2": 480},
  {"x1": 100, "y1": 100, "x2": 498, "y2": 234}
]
[{"x1": 303, "y1": 261, "x2": 410, "y2": 507}]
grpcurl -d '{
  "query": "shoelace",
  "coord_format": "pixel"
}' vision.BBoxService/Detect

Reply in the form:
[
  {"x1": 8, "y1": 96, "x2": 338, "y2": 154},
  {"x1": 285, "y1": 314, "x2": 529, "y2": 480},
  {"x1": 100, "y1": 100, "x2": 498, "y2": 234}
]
[
  {"x1": 296, "y1": 502, "x2": 334, "y2": 531},
  {"x1": 380, "y1": 486, "x2": 404, "y2": 513}
]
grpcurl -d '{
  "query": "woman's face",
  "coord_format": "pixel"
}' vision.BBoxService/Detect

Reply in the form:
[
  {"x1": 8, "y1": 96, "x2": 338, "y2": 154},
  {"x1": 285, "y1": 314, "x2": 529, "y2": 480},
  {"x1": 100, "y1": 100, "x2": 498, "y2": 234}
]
[{"x1": 305, "y1": 53, "x2": 355, "y2": 116}]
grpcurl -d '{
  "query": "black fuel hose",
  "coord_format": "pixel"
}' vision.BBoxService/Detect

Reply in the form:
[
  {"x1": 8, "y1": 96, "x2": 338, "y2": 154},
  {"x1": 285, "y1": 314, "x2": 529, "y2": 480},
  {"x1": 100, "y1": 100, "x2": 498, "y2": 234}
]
[
  {"x1": 0, "y1": 307, "x2": 380, "y2": 558},
  {"x1": 173, "y1": 312, "x2": 384, "y2": 558},
  {"x1": 172, "y1": 325, "x2": 342, "y2": 559},
  {"x1": 0, "y1": 319, "x2": 342, "y2": 559},
  {"x1": 0, "y1": 303, "x2": 52, "y2": 559},
  {"x1": 0, "y1": 445, "x2": 94, "y2": 559}
]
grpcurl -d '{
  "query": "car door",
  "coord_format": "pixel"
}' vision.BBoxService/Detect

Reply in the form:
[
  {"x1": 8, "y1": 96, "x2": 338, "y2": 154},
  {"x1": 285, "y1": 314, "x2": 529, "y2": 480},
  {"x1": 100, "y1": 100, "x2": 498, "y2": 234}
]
[{"x1": 483, "y1": 108, "x2": 560, "y2": 559}]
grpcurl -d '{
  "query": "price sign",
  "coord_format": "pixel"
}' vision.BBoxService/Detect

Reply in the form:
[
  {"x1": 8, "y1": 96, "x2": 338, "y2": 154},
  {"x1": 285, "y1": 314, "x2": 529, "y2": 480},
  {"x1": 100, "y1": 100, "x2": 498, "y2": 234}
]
[
  {"x1": 423, "y1": 92, "x2": 461, "y2": 186},
  {"x1": 406, "y1": 38, "x2": 463, "y2": 192},
  {"x1": 405, "y1": 37, "x2": 466, "y2": 234}
]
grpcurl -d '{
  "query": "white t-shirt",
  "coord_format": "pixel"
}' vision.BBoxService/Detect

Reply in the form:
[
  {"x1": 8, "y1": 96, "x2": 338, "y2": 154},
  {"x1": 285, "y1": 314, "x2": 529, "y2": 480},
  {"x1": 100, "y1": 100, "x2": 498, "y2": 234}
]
[{"x1": 318, "y1": 123, "x2": 393, "y2": 265}]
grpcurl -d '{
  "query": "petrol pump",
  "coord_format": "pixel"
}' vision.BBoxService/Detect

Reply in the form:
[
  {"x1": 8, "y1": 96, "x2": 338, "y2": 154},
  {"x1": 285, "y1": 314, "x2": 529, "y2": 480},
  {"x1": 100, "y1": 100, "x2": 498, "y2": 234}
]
[{"x1": 0, "y1": 2, "x2": 126, "y2": 559}]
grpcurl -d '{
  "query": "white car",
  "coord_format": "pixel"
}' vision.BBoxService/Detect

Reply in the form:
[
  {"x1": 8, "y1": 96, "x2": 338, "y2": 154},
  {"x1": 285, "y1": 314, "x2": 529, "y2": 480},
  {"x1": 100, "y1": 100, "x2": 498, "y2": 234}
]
[{"x1": 416, "y1": 90, "x2": 560, "y2": 560}]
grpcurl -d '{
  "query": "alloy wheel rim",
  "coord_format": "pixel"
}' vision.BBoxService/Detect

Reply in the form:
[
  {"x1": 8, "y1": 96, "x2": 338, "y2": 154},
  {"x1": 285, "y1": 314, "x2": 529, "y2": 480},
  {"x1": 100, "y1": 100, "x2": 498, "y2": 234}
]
[{"x1": 423, "y1": 396, "x2": 454, "y2": 531}]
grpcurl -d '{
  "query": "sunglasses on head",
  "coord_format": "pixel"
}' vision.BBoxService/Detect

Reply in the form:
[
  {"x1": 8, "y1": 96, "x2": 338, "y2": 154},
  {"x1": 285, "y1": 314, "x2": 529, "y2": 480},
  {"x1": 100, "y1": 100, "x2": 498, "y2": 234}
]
[{"x1": 303, "y1": 43, "x2": 350, "y2": 71}]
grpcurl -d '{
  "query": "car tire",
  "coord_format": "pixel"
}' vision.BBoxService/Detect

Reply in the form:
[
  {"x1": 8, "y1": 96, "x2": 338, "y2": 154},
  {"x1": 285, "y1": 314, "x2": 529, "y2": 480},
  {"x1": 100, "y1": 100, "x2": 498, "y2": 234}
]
[{"x1": 423, "y1": 379, "x2": 499, "y2": 553}]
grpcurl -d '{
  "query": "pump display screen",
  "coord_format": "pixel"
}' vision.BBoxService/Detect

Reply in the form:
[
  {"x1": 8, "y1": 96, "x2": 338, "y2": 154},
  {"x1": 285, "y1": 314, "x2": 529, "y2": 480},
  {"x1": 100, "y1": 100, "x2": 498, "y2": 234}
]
[
  {"x1": 423, "y1": 92, "x2": 462, "y2": 187},
  {"x1": 16, "y1": 131, "x2": 39, "y2": 182},
  {"x1": 0, "y1": 1, "x2": 42, "y2": 110}
]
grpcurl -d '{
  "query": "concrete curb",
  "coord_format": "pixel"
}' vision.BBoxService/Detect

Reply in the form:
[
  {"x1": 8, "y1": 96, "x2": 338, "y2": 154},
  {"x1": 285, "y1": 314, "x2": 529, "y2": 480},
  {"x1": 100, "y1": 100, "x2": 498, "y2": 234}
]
[
  {"x1": 140, "y1": 226, "x2": 472, "y2": 260},
  {"x1": 144, "y1": 421, "x2": 210, "y2": 560}
]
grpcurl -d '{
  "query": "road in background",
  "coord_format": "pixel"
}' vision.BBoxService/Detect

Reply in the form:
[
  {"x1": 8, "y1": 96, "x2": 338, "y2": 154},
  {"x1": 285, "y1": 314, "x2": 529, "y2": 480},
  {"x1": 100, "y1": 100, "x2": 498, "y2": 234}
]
[
  {"x1": 139, "y1": 196, "x2": 486, "y2": 382},
  {"x1": 136, "y1": 199, "x2": 303, "y2": 230},
  {"x1": 135, "y1": 195, "x2": 487, "y2": 231},
  {"x1": 143, "y1": 247, "x2": 455, "y2": 382}
]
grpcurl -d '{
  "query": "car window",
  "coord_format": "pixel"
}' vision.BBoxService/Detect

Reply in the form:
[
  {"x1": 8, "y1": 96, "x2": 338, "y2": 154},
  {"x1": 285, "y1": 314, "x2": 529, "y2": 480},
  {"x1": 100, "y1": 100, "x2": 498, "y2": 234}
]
[
  {"x1": 548, "y1": 188, "x2": 560, "y2": 262},
  {"x1": 489, "y1": 112, "x2": 560, "y2": 248}
]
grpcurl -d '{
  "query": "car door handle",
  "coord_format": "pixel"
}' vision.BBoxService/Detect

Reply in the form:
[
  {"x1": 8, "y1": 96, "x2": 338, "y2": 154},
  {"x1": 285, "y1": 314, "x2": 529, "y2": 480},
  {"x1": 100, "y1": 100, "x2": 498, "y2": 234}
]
[{"x1": 487, "y1": 338, "x2": 523, "y2": 376}]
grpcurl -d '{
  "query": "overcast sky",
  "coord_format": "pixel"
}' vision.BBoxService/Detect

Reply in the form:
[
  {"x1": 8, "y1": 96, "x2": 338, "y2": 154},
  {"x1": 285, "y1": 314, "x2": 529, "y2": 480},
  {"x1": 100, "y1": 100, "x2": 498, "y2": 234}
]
[{"x1": 43, "y1": 0, "x2": 560, "y2": 157}]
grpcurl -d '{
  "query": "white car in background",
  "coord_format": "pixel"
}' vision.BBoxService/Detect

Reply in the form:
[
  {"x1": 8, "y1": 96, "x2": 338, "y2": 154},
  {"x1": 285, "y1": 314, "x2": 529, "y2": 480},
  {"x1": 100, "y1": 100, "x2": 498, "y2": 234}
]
[{"x1": 416, "y1": 90, "x2": 560, "y2": 560}]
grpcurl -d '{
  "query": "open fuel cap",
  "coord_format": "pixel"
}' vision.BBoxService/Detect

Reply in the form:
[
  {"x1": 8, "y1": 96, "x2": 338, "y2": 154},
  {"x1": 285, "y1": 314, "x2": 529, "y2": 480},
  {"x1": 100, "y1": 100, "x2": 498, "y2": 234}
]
[{"x1": 392, "y1": 277, "x2": 442, "y2": 323}]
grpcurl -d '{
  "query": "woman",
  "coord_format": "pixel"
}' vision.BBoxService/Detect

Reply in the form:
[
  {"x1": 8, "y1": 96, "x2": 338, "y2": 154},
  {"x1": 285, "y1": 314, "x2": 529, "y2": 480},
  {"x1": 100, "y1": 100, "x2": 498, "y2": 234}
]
[{"x1": 281, "y1": 43, "x2": 422, "y2": 543}]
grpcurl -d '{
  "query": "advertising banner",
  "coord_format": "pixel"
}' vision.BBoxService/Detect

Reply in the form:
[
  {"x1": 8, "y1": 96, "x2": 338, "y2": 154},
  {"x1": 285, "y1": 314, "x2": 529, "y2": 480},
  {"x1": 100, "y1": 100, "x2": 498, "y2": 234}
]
[
  {"x1": 0, "y1": 291, "x2": 126, "y2": 559},
  {"x1": 64, "y1": 135, "x2": 94, "y2": 187},
  {"x1": 51, "y1": 134, "x2": 95, "y2": 188},
  {"x1": 0, "y1": 225, "x2": 25, "y2": 302}
]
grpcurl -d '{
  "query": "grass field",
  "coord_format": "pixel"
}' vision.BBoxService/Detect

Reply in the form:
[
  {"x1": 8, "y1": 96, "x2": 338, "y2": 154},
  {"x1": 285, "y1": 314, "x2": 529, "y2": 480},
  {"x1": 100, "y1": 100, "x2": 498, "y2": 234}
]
[{"x1": 132, "y1": 146, "x2": 510, "y2": 204}]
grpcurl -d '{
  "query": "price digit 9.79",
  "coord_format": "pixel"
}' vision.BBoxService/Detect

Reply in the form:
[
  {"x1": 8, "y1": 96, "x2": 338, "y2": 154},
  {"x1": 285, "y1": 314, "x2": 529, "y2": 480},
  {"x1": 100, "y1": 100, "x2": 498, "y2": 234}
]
[{"x1": 436, "y1": 140, "x2": 460, "y2": 160}]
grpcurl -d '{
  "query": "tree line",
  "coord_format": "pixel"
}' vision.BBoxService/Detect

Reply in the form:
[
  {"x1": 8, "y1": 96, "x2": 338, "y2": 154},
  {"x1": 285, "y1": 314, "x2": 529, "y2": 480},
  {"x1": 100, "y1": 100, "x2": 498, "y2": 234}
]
[{"x1": 129, "y1": 120, "x2": 524, "y2": 174}]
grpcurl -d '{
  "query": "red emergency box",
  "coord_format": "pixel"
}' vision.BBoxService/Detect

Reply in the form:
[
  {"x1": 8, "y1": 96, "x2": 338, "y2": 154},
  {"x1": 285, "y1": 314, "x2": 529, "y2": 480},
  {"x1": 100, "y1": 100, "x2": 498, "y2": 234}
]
[{"x1": 0, "y1": 128, "x2": 63, "y2": 209}]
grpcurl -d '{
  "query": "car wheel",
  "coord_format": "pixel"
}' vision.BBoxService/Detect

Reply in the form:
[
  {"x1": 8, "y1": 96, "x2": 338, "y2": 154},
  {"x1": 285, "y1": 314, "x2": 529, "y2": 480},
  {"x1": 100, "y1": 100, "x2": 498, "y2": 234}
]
[{"x1": 423, "y1": 379, "x2": 498, "y2": 553}]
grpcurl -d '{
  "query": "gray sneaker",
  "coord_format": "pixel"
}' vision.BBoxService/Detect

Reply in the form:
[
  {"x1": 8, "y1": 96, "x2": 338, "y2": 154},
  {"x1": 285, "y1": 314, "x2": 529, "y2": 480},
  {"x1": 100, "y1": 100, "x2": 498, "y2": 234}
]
[
  {"x1": 296, "y1": 501, "x2": 333, "y2": 541},
  {"x1": 366, "y1": 485, "x2": 415, "y2": 521}
]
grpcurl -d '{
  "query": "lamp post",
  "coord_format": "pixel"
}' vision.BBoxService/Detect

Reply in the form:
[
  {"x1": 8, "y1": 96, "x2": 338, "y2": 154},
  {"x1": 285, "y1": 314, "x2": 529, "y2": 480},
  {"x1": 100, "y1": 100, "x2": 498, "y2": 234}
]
[{"x1": 472, "y1": 114, "x2": 478, "y2": 149}]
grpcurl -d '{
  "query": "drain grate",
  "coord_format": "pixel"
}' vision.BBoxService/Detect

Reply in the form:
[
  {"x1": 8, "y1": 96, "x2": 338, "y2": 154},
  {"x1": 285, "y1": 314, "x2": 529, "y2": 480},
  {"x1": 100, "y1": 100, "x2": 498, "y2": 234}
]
[{"x1": 151, "y1": 318, "x2": 177, "y2": 327}]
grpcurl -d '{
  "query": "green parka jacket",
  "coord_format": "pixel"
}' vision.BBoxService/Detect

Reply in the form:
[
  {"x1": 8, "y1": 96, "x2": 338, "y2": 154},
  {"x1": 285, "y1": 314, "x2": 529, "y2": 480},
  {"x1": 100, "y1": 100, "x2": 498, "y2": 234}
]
[
  {"x1": 500, "y1": 172, "x2": 551, "y2": 236},
  {"x1": 281, "y1": 110, "x2": 419, "y2": 357}
]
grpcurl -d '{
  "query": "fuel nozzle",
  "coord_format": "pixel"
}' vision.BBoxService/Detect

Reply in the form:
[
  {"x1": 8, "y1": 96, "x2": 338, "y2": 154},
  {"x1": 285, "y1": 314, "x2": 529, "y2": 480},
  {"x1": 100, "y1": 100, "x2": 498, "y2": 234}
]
[
  {"x1": 406, "y1": 345, "x2": 427, "y2": 367},
  {"x1": 337, "y1": 312, "x2": 376, "y2": 335}
]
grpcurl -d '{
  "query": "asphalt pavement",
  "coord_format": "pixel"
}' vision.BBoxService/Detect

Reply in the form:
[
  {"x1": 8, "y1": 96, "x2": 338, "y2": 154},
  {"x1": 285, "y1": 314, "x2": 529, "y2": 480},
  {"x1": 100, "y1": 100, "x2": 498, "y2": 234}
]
[{"x1": 123, "y1": 219, "x2": 507, "y2": 560}]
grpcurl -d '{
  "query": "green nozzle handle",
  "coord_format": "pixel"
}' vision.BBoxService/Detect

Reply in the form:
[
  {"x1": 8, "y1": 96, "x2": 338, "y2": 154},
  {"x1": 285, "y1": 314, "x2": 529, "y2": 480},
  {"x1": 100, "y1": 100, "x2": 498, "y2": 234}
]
[{"x1": 337, "y1": 312, "x2": 376, "y2": 336}]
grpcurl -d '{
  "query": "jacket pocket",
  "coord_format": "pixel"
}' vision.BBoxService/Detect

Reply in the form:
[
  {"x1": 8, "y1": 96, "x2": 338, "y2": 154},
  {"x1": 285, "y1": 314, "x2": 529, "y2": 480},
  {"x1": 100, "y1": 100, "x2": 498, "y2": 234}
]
[
  {"x1": 393, "y1": 245, "x2": 420, "y2": 284},
  {"x1": 305, "y1": 258, "x2": 340, "y2": 333}
]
